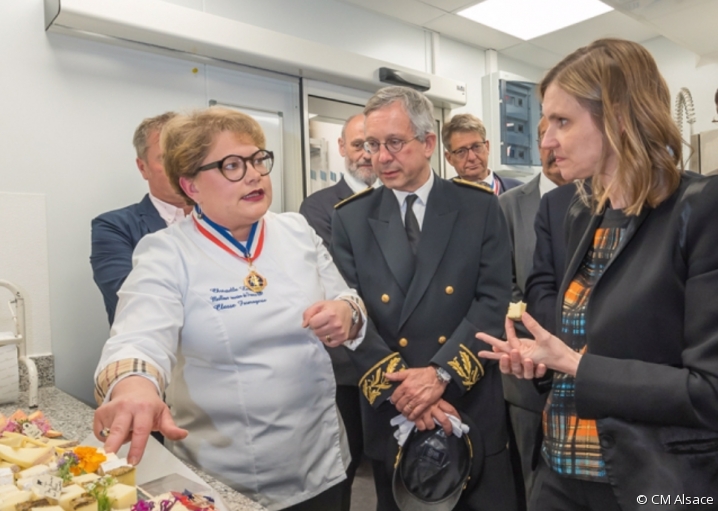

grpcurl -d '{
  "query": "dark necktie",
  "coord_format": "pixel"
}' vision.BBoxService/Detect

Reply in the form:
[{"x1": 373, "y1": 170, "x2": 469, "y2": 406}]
[{"x1": 405, "y1": 194, "x2": 421, "y2": 254}]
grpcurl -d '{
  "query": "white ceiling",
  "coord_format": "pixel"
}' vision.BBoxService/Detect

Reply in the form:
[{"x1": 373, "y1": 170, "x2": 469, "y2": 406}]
[{"x1": 339, "y1": 0, "x2": 718, "y2": 70}]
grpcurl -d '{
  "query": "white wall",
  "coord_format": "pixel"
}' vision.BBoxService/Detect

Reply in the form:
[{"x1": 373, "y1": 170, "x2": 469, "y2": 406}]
[
  {"x1": 1, "y1": 0, "x2": 301, "y2": 404},
  {"x1": 644, "y1": 36, "x2": 718, "y2": 136}
]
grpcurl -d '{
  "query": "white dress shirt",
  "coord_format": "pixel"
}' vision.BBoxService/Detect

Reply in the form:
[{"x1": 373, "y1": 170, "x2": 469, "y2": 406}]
[
  {"x1": 539, "y1": 171, "x2": 559, "y2": 197},
  {"x1": 149, "y1": 193, "x2": 187, "y2": 226},
  {"x1": 343, "y1": 171, "x2": 381, "y2": 194},
  {"x1": 391, "y1": 170, "x2": 435, "y2": 229},
  {"x1": 98, "y1": 212, "x2": 362, "y2": 510}
]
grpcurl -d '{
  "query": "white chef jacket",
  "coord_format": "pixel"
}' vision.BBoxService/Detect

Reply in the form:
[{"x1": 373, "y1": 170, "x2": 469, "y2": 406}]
[{"x1": 97, "y1": 211, "x2": 361, "y2": 510}]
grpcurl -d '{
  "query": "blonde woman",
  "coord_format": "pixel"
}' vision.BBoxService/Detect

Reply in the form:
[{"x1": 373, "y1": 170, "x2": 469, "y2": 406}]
[{"x1": 479, "y1": 39, "x2": 718, "y2": 511}]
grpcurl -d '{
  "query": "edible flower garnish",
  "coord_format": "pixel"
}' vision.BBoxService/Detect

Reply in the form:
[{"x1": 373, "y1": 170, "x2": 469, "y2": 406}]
[
  {"x1": 72, "y1": 446, "x2": 108, "y2": 475},
  {"x1": 86, "y1": 475, "x2": 116, "y2": 511},
  {"x1": 56, "y1": 451, "x2": 80, "y2": 483}
]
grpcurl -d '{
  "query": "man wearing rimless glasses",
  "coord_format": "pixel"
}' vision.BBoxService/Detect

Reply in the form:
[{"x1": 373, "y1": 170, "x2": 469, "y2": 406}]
[{"x1": 442, "y1": 113, "x2": 522, "y2": 195}]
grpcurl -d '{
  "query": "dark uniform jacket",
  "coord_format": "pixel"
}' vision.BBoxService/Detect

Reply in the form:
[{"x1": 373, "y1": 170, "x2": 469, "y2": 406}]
[
  {"x1": 299, "y1": 176, "x2": 358, "y2": 385},
  {"x1": 331, "y1": 175, "x2": 512, "y2": 465},
  {"x1": 299, "y1": 177, "x2": 353, "y2": 249},
  {"x1": 90, "y1": 194, "x2": 166, "y2": 324},
  {"x1": 560, "y1": 173, "x2": 718, "y2": 510}
]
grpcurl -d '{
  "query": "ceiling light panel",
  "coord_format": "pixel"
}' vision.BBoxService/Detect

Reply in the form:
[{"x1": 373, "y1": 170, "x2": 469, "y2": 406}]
[{"x1": 458, "y1": 0, "x2": 613, "y2": 40}]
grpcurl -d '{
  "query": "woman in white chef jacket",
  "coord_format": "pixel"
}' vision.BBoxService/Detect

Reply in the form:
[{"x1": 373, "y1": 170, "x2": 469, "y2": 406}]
[{"x1": 93, "y1": 108, "x2": 366, "y2": 511}]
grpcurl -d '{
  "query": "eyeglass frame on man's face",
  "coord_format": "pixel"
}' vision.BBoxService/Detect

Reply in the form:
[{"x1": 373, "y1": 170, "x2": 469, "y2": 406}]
[
  {"x1": 196, "y1": 149, "x2": 274, "y2": 182},
  {"x1": 364, "y1": 136, "x2": 419, "y2": 155},
  {"x1": 449, "y1": 141, "x2": 488, "y2": 160}
]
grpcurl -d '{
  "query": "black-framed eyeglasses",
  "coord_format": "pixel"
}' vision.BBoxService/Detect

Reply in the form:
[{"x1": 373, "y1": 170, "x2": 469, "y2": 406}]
[
  {"x1": 197, "y1": 149, "x2": 274, "y2": 182},
  {"x1": 450, "y1": 141, "x2": 487, "y2": 160},
  {"x1": 364, "y1": 137, "x2": 418, "y2": 155}
]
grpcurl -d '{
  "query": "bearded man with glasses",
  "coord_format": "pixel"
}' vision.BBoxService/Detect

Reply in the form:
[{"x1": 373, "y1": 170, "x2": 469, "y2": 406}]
[
  {"x1": 332, "y1": 86, "x2": 518, "y2": 511},
  {"x1": 442, "y1": 113, "x2": 522, "y2": 195}
]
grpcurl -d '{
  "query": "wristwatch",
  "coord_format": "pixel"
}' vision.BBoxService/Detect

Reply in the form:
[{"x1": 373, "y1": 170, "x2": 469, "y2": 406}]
[
  {"x1": 434, "y1": 365, "x2": 452, "y2": 384},
  {"x1": 349, "y1": 303, "x2": 360, "y2": 327},
  {"x1": 342, "y1": 299, "x2": 360, "y2": 328}
]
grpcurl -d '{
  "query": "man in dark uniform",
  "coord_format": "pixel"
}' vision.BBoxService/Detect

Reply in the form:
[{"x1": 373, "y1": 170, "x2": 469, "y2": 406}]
[
  {"x1": 332, "y1": 86, "x2": 518, "y2": 511},
  {"x1": 300, "y1": 113, "x2": 376, "y2": 247}
]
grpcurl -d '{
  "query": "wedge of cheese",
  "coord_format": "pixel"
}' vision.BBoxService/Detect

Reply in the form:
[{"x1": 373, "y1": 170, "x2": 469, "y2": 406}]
[
  {"x1": 0, "y1": 446, "x2": 53, "y2": 470},
  {"x1": 106, "y1": 484, "x2": 136, "y2": 510},
  {"x1": 68, "y1": 495, "x2": 97, "y2": 511},
  {"x1": 69, "y1": 474, "x2": 99, "y2": 488},
  {"x1": 0, "y1": 438, "x2": 24, "y2": 449},
  {"x1": 41, "y1": 440, "x2": 78, "y2": 450},
  {"x1": 0, "y1": 490, "x2": 32, "y2": 511},
  {"x1": 16, "y1": 465, "x2": 50, "y2": 482},
  {"x1": 57, "y1": 485, "x2": 85, "y2": 511},
  {"x1": 98, "y1": 467, "x2": 134, "y2": 488},
  {"x1": 16, "y1": 498, "x2": 51, "y2": 511}
]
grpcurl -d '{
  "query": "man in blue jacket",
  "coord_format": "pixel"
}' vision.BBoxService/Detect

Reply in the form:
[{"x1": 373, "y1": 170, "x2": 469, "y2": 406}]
[{"x1": 90, "y1": 112, "x2": 191, "y2": 324}]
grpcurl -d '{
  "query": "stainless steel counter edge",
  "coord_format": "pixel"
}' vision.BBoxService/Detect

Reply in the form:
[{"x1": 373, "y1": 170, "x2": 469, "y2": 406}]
[{"x1": 0, "y1": 387, "x2": 266, "y2": 511}]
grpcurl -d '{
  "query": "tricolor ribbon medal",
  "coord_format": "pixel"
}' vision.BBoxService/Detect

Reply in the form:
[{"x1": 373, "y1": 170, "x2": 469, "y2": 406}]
[
  {"x1": 192, "y1": 206, "x2": 268, "y2": 292},
  {"x1": 491, "y1": 175, "x2": 500, "y2": 195}
]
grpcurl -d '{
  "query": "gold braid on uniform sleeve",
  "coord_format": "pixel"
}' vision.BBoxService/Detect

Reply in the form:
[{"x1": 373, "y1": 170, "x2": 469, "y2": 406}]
[
  {"x1": 447, "y1": 344, "x2": 485, "y2": 389},
  {"x1": 359, "y1": 353, "x2": 407, "y2": 405}
]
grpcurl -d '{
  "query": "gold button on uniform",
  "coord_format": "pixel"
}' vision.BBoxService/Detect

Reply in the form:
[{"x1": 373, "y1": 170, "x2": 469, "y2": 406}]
[
  {"x1": 381, "y1": 294, "x2": 390, "y2": 303},
  {"x1": 438, "y1": 336, "x2": 447, "y2": 344},
  {"x1": 445, "y1": 286, "x2": 454, "y2": 295},
  {"x1": 399, "y1": 338, "x2": 408, "y2": 348}
]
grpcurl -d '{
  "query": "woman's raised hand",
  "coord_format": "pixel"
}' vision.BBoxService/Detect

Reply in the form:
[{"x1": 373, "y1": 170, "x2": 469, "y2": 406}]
[{"x1": 476, "y1": 312, "x2": 581, "y2": 378}]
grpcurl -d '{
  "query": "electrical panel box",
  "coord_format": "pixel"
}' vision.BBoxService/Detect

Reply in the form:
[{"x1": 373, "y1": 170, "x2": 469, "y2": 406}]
[
  {"x1": 482, "y1": 71, "x2": 542, "y2": 177},
  {"x1": 500, "y1": 80, "x2": 540, "y2": 166}
]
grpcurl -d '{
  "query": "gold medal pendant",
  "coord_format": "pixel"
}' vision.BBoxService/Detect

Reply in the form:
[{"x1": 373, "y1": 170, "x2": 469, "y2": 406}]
[{"x1": 244, "y1": 267, "x2": 267, "y2": 292}]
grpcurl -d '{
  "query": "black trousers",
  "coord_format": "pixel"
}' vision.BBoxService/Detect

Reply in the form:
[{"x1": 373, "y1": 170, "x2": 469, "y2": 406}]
[
  {"x1": 528, "y1": 459, "x2": 621, "y2": 511},
  {"x1": 336, "y1": 384, "x2": 364, "y2": 511},
  {"x1": 507, "y1": 404, "x2": 543, "y2": 508},
  {"x1": 282, "y1": 481, "x2": 344, "y2": 511}
]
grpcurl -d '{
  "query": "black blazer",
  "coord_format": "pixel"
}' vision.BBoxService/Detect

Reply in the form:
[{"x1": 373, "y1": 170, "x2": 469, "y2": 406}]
[
  {"x1": 524, "y1": 183, "x2": 578, "y2": 336},
  {"x1": 331, "y1": 176, "x2": 512, "y2": 464},
  {"x1": 299, "y1": 177, "x2": 353, "y2": 248},
  {"x1": 299, "y1": 177, "x2": 359, "y2": 385},
  {"x1": 562, "y1": 173, "x2": 718, "y2": 509},
  {"x1": 502, "y1": 183, "x2": 577, "y2": 413},
  {"x1": 90, "y1": 194, "x2": 166, "y2": 324}
]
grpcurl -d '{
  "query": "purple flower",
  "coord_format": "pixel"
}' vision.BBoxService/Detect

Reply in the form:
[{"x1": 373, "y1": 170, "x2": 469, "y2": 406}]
[{"x1": 131, "y1": 500, "x2": 155, "y2": 511}]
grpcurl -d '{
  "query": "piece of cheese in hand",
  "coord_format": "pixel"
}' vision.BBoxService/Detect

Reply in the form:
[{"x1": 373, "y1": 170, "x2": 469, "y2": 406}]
[{"x1": 506, "y1": 302, "x2": 526, "y2": 321}]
